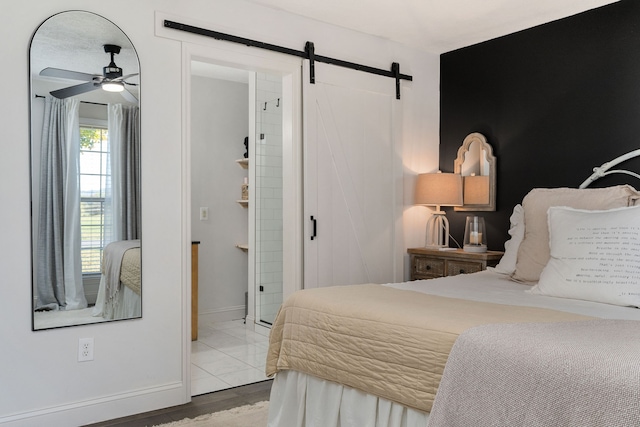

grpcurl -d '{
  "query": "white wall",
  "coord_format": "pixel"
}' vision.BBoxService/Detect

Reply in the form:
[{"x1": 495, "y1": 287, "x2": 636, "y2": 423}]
[
  {"x1": 0, "y1": 0, "x2": 439, "y2": 425},
  {"x1": 191, "y1": 75, "x2": 248, "y2": 319}
]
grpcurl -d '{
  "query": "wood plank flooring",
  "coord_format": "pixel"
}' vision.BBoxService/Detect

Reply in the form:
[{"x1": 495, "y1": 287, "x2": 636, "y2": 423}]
[{"x1": 83, "y1": 379, "x2": 272, "y2": 427}]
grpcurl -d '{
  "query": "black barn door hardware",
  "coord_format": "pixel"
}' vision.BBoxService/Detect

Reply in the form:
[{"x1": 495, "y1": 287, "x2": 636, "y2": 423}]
[
  {"x1": 163, "y1": 20, "x2": 413, "y2": 99},
  {"x1": 305, "y1": 41, "x2": 316, "y2": 84}
]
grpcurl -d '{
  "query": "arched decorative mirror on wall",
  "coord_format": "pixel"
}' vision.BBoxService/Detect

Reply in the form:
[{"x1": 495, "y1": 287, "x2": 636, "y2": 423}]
[
  {"x1": 30, "y1": 11, "x2": 141, "y2": 330},
  {"x1": 454, "y1": 132, "x2": 496, "y2": 211}
]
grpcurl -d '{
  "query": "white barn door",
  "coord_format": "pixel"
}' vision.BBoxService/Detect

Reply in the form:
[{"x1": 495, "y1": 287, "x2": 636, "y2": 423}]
[{"x1": 303, "y1": 61, "x2": 403, "y2": 288}]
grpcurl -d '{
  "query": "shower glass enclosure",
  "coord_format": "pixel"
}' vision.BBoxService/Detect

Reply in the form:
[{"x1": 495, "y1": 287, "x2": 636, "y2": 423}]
[{"x1": 253, "y1": 72, "x2": 283, "y2": 325}]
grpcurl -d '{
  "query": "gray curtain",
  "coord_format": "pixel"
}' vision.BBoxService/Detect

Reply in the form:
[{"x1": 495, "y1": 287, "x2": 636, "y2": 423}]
[
  {"x1": 36, "y1": 97, "x2": 87, "y2": 311},
  {"x1": 107, "y1": 104, "x2": 141, "y2": 242}
]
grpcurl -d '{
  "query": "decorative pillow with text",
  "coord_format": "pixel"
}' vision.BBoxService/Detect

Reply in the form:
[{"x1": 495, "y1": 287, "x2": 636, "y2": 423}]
[{"x1": 530, "y1": 205, "x2": 640, "y2": 307}]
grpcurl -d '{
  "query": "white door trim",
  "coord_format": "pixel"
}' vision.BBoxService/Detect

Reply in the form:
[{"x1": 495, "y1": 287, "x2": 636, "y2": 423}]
[{"x1": 179, "y1": 37, "x2": 303, "y2": 400}]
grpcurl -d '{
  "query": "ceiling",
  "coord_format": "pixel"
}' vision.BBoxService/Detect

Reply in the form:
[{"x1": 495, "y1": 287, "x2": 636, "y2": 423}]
[
  {"x1": 31, "y1": 11, "x2": 139, "y2": 106},
  {"x1": 30, "y1": 2, "x2": 621, "y2": 93},
  {"x1": 247, "y1": 0, "x2": 620, "y2": 53},
  {"x1": 192, "y1": 62, "x2": 250, "y2": 83}
]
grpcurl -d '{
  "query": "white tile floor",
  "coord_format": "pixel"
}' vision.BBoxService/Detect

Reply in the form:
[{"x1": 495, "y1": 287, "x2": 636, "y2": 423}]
[{"x1": 191, "y1": 319, "x2": 271, "y2": 396}]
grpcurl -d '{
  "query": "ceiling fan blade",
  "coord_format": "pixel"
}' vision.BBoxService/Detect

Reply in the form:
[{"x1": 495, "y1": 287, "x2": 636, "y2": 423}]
[
  {"x1": 120, "y1": 87, "x2": 138, "y2": 103},
  {"x1": 116, "y1": 73, "x2": 139, "y2": 82},
  {"x1": 40, "y1": 67, "x2": 97, "y2": 82},
  {"x1": 50, "y1": 81, "x2": 99, "y2": 99}
]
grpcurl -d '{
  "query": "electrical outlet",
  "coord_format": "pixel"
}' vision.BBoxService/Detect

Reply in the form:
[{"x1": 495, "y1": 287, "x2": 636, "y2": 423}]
[{"x1": 78, "y1": 337, "x2": 94, "y2": 362}]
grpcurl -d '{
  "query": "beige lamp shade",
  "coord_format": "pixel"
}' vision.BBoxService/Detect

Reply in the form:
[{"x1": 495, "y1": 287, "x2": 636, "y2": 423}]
[
  {"x1": 415, "y1": 172, "x2": 463, "y2": 207},
  {"x1": 463, "y1": 175, "x2": 490, "y2": 205}
]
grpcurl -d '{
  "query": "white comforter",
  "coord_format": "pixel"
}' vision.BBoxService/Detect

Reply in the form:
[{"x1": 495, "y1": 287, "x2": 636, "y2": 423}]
[{"x1": 387, "y1": 269, "x2": 640, "y2": 321}]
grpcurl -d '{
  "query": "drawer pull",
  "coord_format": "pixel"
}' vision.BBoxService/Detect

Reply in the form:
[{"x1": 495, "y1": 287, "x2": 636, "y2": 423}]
[
  {"x1": 459, "y1": 269, "x2": 465, "y2": 274},
  {"x1": 426, "y1": 265, "x2": 431, "y2": 270}
]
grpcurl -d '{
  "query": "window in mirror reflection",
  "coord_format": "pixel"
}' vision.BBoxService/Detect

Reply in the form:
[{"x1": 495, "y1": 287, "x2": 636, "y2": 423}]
[{"x1": 79, "y1": 125, "x2": 109, "y2": 275}]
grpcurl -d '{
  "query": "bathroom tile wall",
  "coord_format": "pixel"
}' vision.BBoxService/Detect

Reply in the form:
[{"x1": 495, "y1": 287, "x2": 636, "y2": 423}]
[{"x1": 254, "y1": 73, "x2": 283, "y2": 325}]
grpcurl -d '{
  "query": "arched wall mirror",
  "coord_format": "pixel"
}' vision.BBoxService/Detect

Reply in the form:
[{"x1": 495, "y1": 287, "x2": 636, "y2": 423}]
[
  {"x1": 30, "y1": 11, "x2": 141, "y2": 330},
  {"x1": 453, "y1": 132, "x2": 496, "y2": 211}
]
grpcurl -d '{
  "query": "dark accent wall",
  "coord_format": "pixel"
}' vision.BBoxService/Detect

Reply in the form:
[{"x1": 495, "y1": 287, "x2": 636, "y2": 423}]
[{"x1": 440, "y1": 0, "x2": 640, "y2": 250}]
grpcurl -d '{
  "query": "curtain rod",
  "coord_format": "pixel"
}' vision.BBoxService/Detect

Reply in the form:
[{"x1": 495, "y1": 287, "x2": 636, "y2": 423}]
[
  {"x1": 35, "y1": 94, "x2": 107, "y2": 107},
  {"x1": 163, "y1": 20, "x2": 413, "y2": 99}
]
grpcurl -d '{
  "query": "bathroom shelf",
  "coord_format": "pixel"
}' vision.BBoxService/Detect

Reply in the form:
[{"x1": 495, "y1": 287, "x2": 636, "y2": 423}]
[
  {"x1": 236, "y1": 158, "x2": 249, "y2": 169},
  {"x1": 236, "y1": 244, "x2": 248, "y2": 252},
  {"x1": 237, "y1": 199, "x2": 248, "y2": 207}
]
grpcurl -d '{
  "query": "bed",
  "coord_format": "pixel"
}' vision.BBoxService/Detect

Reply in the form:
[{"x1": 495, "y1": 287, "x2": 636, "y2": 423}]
[
  {"x1": 92, "y1": 239, "x2": 141, "y2": 320},
  {"x1": 266, "y1": 169, "x2": 640, "y2": 426}
]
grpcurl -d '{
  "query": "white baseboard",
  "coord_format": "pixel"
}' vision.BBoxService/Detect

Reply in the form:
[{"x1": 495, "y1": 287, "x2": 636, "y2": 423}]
[
  {"x1": 198, "y1": 305, "x2": 246, "y2": 324},
  {"x1": 245, "y1": 315, "x2": 256, "y2": 328},
  {"x1": 0, "y1": 382, "x2": 187, "y2": 427}
]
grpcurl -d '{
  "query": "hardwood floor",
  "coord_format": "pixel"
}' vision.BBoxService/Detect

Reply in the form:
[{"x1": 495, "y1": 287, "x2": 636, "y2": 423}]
[{"x1": 84, "y1": 379, "x2": 273, "y2": 427}]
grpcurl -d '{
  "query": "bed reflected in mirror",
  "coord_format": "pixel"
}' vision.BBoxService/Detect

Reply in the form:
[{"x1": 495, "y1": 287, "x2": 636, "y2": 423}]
[{"x1": 30, "y1": 11, "x2": 141, "y2": 330}]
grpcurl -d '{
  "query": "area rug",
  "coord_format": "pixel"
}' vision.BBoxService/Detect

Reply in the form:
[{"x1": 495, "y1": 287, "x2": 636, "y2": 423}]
[{"x1": 153, "y1": 401, "x2": 269, "y2": 427}]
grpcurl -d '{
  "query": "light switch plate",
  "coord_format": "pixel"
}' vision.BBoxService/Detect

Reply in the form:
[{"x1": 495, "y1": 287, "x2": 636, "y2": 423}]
[{"x1": 199, "y1": 207, "x2": 209, "y2": 221}]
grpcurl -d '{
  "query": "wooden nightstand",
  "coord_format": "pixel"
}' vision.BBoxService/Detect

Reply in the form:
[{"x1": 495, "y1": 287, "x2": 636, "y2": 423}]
[{"x1": 408, "y1": 248, "x2": 504, "y2": 280}]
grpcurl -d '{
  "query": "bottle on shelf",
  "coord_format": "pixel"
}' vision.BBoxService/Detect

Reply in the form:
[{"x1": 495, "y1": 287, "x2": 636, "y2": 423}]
[{"x1": 241, "y1": 176, "x2": 248, "y2": 200}]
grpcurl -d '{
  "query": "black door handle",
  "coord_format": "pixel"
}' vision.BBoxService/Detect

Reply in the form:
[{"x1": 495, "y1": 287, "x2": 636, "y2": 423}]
[{"x1": 310, "y1": 216, "x2": 317, "y2": 240}]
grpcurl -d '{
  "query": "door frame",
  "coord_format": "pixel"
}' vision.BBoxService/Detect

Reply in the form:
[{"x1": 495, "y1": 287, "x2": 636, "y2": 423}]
[{"x1": 179, "y1": 40, "x2": 303, "y2": 398}]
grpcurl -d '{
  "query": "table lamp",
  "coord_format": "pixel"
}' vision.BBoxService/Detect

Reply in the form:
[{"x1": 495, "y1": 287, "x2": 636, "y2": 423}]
[{"x1": 414, "y1": 172, "x2": 463, "y2": 249}]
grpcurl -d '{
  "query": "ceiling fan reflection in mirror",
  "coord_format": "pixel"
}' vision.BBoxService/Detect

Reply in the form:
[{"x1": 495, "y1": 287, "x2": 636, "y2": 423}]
[{"x1": 40, "y1": 44, "x2": 138, "y2": 103}]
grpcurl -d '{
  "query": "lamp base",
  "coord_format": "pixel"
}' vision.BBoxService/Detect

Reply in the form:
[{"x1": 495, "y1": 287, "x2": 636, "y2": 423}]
[{"x1": 425, "y1": 211, "x2": 450, "y2": 249}]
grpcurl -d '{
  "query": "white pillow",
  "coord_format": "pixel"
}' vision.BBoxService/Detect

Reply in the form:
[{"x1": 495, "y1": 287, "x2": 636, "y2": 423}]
[
  {"x1": 530, "y1": 205, "x2": 640, "y2": 307},
  {"x1": 492, "y1": 204, "x2": 524, "y2": 275}
]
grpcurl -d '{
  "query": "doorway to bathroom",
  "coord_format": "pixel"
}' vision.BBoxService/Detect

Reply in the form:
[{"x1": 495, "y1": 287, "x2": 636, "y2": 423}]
[{"x1": 184, "y1": 43, "x2": 302, "y2": 396}]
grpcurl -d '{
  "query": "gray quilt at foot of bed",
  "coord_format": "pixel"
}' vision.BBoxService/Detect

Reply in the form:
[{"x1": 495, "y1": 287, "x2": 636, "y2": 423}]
[{"x1": 428, "y1": 319, "x2": 640, "y2": 427}]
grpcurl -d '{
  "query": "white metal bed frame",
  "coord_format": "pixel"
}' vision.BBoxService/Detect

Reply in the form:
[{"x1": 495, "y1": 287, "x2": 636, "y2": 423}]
[{"x1": 579, "y1": 149, "x2": 640, "y2": 188}]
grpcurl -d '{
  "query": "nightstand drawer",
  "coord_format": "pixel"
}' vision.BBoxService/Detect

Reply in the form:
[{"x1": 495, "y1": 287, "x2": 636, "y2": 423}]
[
  {"x1": 413, "y1": 256, "x2": 445, "y2": 278},
  {"x1": 447, "y1": 260, "x2": 483, "y2": 276},
  {"x1": 408, "y1": 248, "x2": 503, "y2": 281}
]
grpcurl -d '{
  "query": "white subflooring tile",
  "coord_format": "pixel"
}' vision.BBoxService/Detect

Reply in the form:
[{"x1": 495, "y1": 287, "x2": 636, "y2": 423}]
[{"x1": 191, "y1": 319, "x2": 270, "y2": 396}]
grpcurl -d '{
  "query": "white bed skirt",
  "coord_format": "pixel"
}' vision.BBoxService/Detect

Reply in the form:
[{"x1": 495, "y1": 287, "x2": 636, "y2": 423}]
[
  {"x1": 91, "y1": 275, "x2": 141, "y2": 320},
  {"x1": 267, "y1": 370, "x2": 430, "y2": 427}
]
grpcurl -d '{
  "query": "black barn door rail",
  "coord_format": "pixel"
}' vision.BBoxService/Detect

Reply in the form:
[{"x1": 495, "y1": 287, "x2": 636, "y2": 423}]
[{"x1": 163, "y1": 20, "x2": 412, "y2": 99}]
